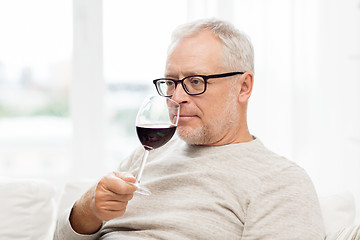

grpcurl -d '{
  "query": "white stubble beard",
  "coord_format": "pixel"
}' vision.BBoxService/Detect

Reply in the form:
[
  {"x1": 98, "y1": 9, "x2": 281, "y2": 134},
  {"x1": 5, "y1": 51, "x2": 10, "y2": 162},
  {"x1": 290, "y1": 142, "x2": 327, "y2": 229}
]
[{"x1": 177, "y1": 89, "x2": 239, "y2": 145}]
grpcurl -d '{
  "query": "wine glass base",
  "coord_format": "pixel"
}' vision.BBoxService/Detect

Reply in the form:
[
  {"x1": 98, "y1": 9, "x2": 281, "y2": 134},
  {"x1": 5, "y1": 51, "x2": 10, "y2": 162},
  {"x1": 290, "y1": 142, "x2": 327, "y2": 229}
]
[
  {"x1": 135, "y1": 186, "x2": 151, "y2": 195},
  {"x1": 126, "y1": 181, "x2": 151, "y2": 195}
]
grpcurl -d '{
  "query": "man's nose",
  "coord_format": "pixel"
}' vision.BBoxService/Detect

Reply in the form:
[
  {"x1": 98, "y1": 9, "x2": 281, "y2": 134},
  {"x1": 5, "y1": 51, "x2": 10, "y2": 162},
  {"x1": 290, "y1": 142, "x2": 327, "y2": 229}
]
[{"x1": 171, "y1": 82, "x2": 189, "y2": 104}]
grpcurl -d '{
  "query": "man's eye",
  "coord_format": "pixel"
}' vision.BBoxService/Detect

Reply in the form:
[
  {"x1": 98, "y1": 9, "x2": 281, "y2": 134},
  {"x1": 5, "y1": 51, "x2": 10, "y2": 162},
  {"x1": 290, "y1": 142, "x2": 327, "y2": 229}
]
[
  {"x1": 190, "y1": 78, "x2": 203, "y2": 85},
  {"x1": 166, "y1": 81, "x2": 174, "y2": 86}
]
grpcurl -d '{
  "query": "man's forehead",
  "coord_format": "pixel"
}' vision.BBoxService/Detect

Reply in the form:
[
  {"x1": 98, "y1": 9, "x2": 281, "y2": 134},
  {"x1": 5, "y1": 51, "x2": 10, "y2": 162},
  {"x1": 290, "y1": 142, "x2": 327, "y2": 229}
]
[
  {"x1": 164, "y1": 62, "x2": 212, "y2": 77},
  {"x1": 164, "y1": 30, "x2": 224, "y2": 78}
]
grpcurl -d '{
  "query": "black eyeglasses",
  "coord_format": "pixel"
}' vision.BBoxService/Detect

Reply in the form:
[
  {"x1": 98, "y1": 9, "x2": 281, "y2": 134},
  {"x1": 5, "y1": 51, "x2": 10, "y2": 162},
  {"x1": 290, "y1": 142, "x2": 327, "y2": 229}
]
[{"x1": 153, "y1": 71, "x2": 244, "y2": 97}]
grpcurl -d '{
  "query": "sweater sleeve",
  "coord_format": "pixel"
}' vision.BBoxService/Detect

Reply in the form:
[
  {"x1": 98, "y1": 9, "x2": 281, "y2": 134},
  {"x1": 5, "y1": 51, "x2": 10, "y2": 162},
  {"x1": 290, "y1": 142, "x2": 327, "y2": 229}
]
[
  {"x1": 242, "y1": 166, "x2": 325, "y2": 240},
  {"x1": 53, "y1": 207, "x2": 103, "y2": 240}
]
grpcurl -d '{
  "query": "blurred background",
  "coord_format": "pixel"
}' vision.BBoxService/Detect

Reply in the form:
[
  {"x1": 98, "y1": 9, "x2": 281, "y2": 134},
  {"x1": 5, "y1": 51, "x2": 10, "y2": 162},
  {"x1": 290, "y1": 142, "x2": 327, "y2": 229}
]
[{"x1": 0, "y1": 0, "x2": 359, "y2": 219}]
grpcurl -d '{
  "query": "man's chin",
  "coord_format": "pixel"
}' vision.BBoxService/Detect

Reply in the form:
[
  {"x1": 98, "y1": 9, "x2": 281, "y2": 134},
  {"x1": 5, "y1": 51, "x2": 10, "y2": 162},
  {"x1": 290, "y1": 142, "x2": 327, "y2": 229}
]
[{"x1": 176, "y1": 126, "x2": 207, "y2": 145}]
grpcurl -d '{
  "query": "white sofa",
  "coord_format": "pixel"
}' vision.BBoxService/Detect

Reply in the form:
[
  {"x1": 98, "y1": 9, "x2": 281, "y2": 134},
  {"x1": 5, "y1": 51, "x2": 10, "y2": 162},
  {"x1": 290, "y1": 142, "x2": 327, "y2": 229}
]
[{"x1": 0, "y1": 178, "x2": 358, "y2": 240}]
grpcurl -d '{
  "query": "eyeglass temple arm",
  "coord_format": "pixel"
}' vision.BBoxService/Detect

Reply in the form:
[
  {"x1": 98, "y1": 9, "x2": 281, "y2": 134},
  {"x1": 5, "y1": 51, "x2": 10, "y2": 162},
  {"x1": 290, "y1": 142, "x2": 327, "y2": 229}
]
[{"x1": 206, "y1": 71, "x2": 245, "y2": 79}]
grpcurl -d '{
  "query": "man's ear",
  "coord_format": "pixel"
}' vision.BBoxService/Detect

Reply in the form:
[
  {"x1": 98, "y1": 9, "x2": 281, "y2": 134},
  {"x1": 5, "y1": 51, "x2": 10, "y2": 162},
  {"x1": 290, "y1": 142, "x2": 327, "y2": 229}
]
[{"x1": 238, "y1": 72, "x2": 254, "y2": 103}]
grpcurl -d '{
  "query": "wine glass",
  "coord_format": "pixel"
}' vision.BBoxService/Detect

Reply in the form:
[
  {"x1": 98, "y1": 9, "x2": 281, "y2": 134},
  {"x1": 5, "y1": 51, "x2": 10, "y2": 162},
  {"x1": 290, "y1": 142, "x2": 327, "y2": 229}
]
[{"x1": 129, "y1": 95, "x2": 180, "y2": 195}]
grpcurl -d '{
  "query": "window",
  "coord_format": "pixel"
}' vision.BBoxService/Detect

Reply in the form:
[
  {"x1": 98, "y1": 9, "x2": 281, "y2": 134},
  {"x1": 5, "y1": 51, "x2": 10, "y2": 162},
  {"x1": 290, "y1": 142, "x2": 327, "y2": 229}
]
[
  {"x1": 103, "y1": 0, "x2": 188, "y2": 169},
  {"x1": 0, "y1": 0, "x2": 72, "y2": 177}
]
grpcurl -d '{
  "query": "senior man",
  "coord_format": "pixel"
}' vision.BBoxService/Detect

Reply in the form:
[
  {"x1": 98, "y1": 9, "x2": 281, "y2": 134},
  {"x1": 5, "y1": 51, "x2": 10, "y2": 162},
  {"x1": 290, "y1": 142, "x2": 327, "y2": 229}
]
[{"x1": 54, "y1": 18, "x2": 325, "y2": 240}]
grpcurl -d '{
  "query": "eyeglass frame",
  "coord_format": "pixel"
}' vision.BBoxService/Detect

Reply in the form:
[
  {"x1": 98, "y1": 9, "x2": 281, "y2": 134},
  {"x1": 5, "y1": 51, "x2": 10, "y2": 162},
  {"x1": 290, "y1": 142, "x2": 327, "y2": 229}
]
[{"x1": 153, "y1": 71, "x2": 245, "y2": 97}]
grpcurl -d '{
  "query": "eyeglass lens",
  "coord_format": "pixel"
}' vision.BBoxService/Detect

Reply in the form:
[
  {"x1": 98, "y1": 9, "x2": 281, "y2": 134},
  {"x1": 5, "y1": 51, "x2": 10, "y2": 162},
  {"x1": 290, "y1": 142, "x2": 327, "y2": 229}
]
[{"x1": 157, "y1": 76, "x2": 205, "y2": 96}]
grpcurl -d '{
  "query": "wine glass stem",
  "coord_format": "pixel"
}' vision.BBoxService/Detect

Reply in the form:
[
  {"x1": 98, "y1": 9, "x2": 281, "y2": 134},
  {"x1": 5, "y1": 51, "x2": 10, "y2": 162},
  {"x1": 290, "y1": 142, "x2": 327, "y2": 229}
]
[{"x1": 135, "y1": 149, "x2": 150, "y2": 183}]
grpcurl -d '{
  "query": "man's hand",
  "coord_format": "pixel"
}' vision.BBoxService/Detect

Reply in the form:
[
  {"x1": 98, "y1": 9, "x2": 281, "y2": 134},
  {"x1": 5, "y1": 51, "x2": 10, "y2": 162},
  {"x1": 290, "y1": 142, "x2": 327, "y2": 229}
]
[{"x1": 69, "y1": 171, "x2": 137, "y2": 234}]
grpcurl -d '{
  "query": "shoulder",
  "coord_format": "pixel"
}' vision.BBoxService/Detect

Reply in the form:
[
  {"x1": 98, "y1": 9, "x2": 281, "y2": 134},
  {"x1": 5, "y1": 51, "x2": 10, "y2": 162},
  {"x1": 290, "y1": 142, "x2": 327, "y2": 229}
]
[
  {"x1": 219, "y1": 138, "x2": 302, "y2": 178},
  {"x1": 241, "y1": 140, "x2": 325, "y2": 238},
  {"x1": 221, "y1": 138, "x2": 316, "y2": 197},
  {"x1": 240, "y1": 139, "x2": 318, "y2": 203}
]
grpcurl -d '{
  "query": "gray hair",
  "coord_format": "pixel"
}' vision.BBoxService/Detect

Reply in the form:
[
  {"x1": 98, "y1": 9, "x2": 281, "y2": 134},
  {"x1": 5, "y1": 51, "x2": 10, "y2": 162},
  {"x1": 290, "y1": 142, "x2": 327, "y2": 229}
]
[{"x1": 168, "y1": 18, "x2": 254, "y2": 73}]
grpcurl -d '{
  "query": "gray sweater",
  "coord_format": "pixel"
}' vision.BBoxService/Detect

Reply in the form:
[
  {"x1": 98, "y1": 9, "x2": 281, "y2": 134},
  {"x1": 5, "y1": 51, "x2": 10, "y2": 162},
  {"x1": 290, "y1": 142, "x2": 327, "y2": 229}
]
[{"x1": 54, "y1": 137, "x2": 325, "y2": 239}]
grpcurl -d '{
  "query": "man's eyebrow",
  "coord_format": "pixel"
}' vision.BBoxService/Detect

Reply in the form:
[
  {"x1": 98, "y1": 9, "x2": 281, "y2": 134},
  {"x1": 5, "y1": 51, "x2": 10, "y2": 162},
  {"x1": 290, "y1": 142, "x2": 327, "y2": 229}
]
[
  {"x1": 165, "y1": 71, "x2": 203, "y2": 79},
  {"x1": 164, "y1": 73, "x2": 178, "y2": 79}
]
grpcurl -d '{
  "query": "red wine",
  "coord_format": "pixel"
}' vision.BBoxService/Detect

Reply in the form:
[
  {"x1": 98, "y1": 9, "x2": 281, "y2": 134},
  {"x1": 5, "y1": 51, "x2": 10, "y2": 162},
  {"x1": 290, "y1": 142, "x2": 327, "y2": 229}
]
[{"x1": 136, "y1": 124, "x2": 176, "y2": 150}]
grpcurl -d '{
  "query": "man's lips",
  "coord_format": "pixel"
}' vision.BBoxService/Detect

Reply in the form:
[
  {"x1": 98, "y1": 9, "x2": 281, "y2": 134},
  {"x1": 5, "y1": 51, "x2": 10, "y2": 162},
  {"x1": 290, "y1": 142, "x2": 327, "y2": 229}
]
[{"x1": 178, "y1": 115, "x2": 198, "y2": 120}]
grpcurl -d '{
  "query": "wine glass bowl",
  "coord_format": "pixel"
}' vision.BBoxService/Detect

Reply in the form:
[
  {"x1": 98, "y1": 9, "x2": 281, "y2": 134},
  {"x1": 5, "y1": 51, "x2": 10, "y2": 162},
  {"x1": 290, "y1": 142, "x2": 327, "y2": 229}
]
[{"x1": 130, "y1": 95, "x2": 180, "y2": 195}]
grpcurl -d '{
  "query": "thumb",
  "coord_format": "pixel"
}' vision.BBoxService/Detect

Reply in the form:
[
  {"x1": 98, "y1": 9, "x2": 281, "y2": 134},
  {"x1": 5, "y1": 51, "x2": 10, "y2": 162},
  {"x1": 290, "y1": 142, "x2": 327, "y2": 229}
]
[{"x1": 113, "y1": 171, "x2": 137, "y2": 184}]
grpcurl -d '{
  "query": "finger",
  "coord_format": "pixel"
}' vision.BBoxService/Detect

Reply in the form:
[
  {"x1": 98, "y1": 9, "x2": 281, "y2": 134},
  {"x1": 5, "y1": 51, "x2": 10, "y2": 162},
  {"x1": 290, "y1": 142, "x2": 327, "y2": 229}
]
[
  {"x1": 95, "y1": 199, "x2": 128, "y2": 212},
  {"x1": 94, "y1": 189, "x2": 135, "y2": 203},
  {"x1": 109, "y1": 193, "x2": 134, "y2": 202},
  {"x1": 100, "y1": 172, "x2": 137, "y2": 195},
  {"x1": 100, "y1": 210, "x2": 127, "y2": 221},
  {"x1": 96, "y1": 190, "x2": 135, "y2": 202},
  {"x1": 95, "y1": 207, "x2": 128, "y2": 221}
]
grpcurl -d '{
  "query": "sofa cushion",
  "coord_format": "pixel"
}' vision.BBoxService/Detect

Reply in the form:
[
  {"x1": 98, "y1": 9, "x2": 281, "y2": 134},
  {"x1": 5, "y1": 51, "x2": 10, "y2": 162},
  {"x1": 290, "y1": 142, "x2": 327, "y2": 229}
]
[
  {"x1": 326, "y1": 225, "x2": 360, "y2": 240},
  {"x1": 320, "y1": 192, "x2": 356, "y2": 236},
  {"x1": 0, "y1": 178, "x2": 56, "y2": 240},
  {"x1": 57, "y1": 179, "x2": 96, "y2": 215}
]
